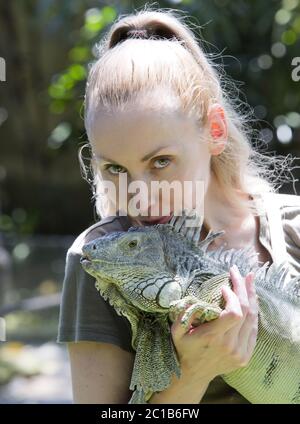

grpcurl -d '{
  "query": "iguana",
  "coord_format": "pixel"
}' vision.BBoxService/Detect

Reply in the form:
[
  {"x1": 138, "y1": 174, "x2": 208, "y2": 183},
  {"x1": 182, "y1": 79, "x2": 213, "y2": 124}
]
[{"x1": 80, "y1": 210, "x2": 300, "y2": 404}]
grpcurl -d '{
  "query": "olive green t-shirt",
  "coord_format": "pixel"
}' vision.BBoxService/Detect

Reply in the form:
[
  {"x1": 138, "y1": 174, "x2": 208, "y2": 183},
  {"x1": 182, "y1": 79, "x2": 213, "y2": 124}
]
[
  {"x1": 57, "y1": 214, "x2": 135, "y2": 353},
  {"x1": 57, "y1": 192, "x2": 300, "y2": 403}
]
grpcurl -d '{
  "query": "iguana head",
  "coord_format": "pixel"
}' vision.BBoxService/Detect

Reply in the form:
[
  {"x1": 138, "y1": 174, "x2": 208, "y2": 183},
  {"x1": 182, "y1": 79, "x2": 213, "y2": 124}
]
[
  {"x1": 80, "y1": 226, "x2": 167, "y2": 284},
  {"x1": 81, "y1": 225, "x2": 185, "y2": 312},
  {"x1": 79, "y1": 214, "x2": 230, "y2": 313}
]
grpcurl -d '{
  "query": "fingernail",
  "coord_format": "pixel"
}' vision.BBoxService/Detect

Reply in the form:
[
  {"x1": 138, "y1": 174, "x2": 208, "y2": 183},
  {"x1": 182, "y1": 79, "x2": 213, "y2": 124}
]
[{"x1": 221, "y1": 285, "x2": 228, "y2": 292}]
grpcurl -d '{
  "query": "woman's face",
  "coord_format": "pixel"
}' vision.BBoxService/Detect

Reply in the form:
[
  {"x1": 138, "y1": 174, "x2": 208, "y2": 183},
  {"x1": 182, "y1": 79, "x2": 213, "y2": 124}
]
[{"x1": 89, "y1": 96, "x2": 212, "y2": 225}]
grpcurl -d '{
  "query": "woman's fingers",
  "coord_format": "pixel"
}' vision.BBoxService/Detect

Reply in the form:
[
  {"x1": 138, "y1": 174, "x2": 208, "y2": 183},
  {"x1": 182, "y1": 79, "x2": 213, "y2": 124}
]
[
  {"x1": 213, "y1": 284, "x2": 243, "y2": 331},
  {"x1": 170, "y1": 265, "x2": 259, "y2": 376},
  {"x1": 192, "y1": 267, "x2": 250, "y2": 338},
  {"x1": 234, "y1": 272, "x2": 258, "y2": 359},
  {"x1": 220, "y1": 267, "x2": 253, "y2": 346},
  {"x1": 178, "y1": 285, "x2": 241, "y2": 341},
  {"x1": 229, "y1": 265, "x2": 250, "y2": 315},
  {"x1": 171, "y1": 310, "x2": 190, "y2": 343},
  {"x1": 189, "y1": 285, "x2": 240, "y2": 336},
  {"x1": 234, "y1": 273, "x2": 257, "y2": 352},
  {"x1": 190, "y1": 282, "x2": 247, "y2": 357},
  {"x1": 172, "y1": 267, "x2": 259, "y2": 362}
]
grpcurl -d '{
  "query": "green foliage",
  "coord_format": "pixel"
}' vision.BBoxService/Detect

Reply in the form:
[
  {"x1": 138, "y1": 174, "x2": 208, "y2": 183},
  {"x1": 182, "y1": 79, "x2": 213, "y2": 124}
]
[
  {"x1": 0, "y1": 209, "x2": 39, "y2": 236},
  {"x1": 48, "y1": 6, "x2": 117, "y2": 119}
]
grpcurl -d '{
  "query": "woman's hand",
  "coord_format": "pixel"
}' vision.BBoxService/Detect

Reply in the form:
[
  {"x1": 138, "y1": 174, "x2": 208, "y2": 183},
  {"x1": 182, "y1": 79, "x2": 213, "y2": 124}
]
[{"x1": 170, "y1": 265, "x2": 258, "y2": 382}]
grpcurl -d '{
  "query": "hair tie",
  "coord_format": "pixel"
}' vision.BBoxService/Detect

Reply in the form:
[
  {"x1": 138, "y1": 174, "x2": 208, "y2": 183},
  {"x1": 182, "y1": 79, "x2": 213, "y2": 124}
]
[{"x1": 126, "y1": 29, "x2": 149, "y2": 39}]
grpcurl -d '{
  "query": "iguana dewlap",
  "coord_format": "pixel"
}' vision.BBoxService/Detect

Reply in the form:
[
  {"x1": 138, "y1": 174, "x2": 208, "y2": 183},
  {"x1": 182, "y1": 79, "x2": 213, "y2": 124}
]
[{"x1": 80, "y1": 210, "x2": 300, "y2": 404}]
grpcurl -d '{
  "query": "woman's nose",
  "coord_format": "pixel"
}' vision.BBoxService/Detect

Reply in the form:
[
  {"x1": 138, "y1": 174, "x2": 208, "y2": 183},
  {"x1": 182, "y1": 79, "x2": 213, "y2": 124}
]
[{"x1": 127, "y1": 178, "x2": 158, "y2": 217}]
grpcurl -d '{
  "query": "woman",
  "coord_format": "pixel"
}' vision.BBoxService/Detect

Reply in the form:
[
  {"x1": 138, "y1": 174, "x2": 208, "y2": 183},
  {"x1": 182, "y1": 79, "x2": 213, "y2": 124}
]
[{"x1": 57, "y1": 8, "x2": 300, "y2": 403}]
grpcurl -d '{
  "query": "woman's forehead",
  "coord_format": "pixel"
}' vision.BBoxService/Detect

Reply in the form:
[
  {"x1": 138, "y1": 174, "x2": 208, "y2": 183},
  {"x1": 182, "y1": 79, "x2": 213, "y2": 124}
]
[
  {"x1": 90, "y1": 100, "x2": 199, "y2": 143},
  {"x1": 87, "y1": 85, "x2": 198, "y2": 131},
  {"x1": 90, "y1": 107, "x2": 199, "y2": 162}
]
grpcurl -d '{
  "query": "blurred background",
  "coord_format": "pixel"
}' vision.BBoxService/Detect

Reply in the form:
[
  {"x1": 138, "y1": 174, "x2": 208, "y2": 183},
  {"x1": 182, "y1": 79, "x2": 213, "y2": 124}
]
[{"x1": 0, "y1": 0, "x2": 299, "y2": 403}]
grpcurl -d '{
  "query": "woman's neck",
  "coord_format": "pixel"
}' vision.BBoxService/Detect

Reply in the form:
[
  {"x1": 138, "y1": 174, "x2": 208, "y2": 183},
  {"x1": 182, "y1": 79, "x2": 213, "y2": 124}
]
[{"x1": 202, "y1": 174, "x2": 255, "y2": 249}]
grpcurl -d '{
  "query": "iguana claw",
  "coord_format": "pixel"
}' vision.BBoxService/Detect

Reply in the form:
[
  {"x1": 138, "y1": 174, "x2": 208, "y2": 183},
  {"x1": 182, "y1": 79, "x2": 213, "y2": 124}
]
[{"x1": 169, "y1": 295, "x2": 221, "y2": 331}]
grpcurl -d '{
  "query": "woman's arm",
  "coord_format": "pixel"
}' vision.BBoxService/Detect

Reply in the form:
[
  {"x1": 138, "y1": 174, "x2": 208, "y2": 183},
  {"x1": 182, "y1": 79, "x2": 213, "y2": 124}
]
[
  {"x1": 147, "y1": 369, "x2": 211, "y2": 404},
  {"x1": 67, "y1": 340, "x2": 210, "y2": 404},
  {"x1": 67, "y1": 341, "x2": 135, "y2": 404}
]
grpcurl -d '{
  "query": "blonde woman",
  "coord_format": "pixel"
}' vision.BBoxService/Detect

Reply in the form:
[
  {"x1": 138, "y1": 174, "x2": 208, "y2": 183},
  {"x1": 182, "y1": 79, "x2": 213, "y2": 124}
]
[{"x1": 57, "y1": 8, "x2": 300, "y2": 404}]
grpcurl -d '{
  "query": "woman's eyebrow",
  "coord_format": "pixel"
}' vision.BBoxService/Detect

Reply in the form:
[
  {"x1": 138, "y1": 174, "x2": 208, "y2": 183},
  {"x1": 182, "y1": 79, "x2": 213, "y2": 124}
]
[
  {"x1": 96, "y1": 145, "x2": 174, "y2": 163},
  {"x1": 140, "y1": 145, "x2": 174, "y2": 162}
]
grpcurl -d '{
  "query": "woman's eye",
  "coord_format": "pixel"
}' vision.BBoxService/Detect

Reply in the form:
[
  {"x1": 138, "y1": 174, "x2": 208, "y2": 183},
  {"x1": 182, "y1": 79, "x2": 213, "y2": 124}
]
[
  {"x1": 153, "y1": 157, "x2": 171, "y2": 169},
  {"x1": 105, "y1": 164, "x2": 127, "y2": 175}
]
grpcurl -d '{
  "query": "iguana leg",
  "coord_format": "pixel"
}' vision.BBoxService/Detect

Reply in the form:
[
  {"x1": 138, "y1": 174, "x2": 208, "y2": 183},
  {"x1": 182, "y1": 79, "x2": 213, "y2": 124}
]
[{"x1": 169, "y1": 295, "x2": 221, "y2": 331}]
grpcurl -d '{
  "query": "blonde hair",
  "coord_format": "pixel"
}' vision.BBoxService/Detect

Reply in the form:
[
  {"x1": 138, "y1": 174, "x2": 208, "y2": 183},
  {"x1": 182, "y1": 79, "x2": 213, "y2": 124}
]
[{"x1": 79, "y1": 5, "x2": 297, "y2": 219}]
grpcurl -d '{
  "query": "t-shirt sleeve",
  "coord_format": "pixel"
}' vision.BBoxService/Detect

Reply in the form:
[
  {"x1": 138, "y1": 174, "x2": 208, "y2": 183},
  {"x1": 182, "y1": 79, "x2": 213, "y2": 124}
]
[{"x1": 56, "y1": 247, "x2": 135, "y2": 354}]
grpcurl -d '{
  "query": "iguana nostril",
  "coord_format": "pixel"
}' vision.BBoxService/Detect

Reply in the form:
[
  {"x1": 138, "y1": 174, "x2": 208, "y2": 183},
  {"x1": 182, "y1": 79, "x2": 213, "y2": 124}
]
[{"x1": 92, "y1": 244, "x2": 96, "y2": 250}]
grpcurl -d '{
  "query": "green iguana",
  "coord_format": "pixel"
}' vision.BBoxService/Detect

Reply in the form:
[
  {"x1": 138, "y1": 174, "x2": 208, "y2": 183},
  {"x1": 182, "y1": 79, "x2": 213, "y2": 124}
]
[{"x1": 80, "y1": 210, "x2": 300, "y2": 404}]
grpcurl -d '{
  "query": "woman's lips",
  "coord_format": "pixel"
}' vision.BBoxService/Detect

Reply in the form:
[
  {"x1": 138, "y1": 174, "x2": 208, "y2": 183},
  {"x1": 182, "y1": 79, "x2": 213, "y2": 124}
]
[{"x1": 137, "y1": 213, "x2": 173, "y2": 225}]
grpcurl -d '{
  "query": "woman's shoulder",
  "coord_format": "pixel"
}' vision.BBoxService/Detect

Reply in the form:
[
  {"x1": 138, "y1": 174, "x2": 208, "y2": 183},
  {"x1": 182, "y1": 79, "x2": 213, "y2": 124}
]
[
  {"x1": 258, "y1": 191, "x2": 300, "y2": 236},
  {"x1": 255, "y1": 191, "x2": 300, "y2": 223},
  {"x1": 264, "y1": 192, "x2": 300, "y2": 225},
  {"x1": 259, "y1": 191, "x2": 300, "y2": 208},
  {"x1": 275, "y1": 192, "x2": 300, "y2": 208},
  {"x1": 68, "y1": 215, "x2": 133, "y2": 257}
]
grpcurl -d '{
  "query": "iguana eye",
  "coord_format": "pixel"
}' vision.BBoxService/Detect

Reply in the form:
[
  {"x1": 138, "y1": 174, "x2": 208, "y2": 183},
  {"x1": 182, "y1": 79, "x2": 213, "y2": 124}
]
[{"x1": 128, "y1": 239, "x2": 138, "y2": 248}]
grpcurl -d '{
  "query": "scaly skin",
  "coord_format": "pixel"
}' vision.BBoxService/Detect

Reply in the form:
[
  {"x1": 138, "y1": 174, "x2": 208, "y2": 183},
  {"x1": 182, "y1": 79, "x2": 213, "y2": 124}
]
[{"x1": 80, "y1": 210, "x2": 300, "y2": 404}]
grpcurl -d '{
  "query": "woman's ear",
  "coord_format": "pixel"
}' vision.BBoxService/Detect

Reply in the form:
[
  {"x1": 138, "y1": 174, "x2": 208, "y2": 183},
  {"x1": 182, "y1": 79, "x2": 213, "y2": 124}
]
[{"x1": 207, "y1": 103, "x2": 228, "y2": 155}]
